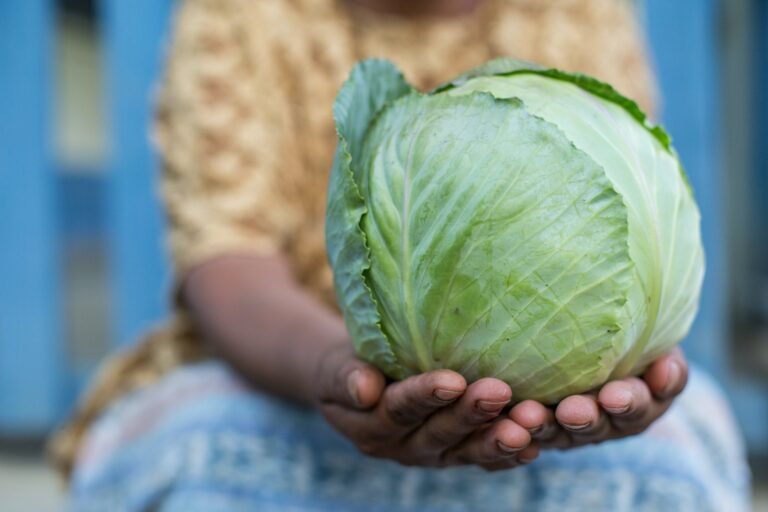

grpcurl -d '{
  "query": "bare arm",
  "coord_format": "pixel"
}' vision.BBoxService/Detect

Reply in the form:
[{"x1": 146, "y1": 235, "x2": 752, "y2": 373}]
[
  {"x1": 182, "y1": 254, "x2": 347, "y2": 405},
  {"x1": 181, "y1": 253, "x2": 536, "y2": 469}
]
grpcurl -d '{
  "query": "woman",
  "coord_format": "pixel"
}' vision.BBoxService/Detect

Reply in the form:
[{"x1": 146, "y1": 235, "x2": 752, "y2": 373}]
[{"x1": 55, "y1": 0, "x2": 750, "y2": 510}]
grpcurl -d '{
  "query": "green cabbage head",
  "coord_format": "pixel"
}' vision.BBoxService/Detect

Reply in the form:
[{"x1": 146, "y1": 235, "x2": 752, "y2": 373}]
[{"x1": 325, "y1": 59, "x2": 704, "y2": 403}]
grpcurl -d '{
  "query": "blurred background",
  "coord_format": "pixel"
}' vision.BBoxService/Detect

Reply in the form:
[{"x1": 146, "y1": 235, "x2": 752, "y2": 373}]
[{"x1": 0, "y1": 0, "x2": 766, "y2": 510}]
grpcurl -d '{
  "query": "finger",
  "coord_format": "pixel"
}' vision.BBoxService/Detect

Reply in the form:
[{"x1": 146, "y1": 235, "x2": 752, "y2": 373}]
[
  {"x1": 443, "y1": 419, "x2": 531, "y2": 465},
  {"x1": 479, "y1": 444, "x2": 540, "y2": 471},
  {"x1": 535, "y1": 429, "x2": 573, "y2": 450},
  {"x1": 320, "y1": 370, "x2": 466, "y2": 448},
  {"x1": 380, "y1": 370, "x2": 466, "y2": 426},
  {"x1": 509, "y1": 400, "x2": 559, "y2": 441},
  {"x1": 599, "y1": 377, "x2": 667, "y2": 433},
  {"x1": 599, "y1": 377, "x2": 651, "y2": 421},
  {"x1": 555, "y1": 394, "x2": 611, "y2": 444},
  {"x1": 509, "y1": 401, "x2": 572, "y2": 449},
  {"x1": 317, "y1": 345, "x2": 385, "y2": 410},
  {"x1": 643, "y1": 348, "x2": 689, "y2": 400},
  {"x1": 411, "y1": 378, "x2": 512, "y2": 453}
]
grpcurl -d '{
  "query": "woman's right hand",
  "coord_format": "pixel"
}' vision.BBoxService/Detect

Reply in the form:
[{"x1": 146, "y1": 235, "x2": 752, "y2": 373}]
[{"x1": 315, "y1": 343, "x2": 539, "y2": 471}]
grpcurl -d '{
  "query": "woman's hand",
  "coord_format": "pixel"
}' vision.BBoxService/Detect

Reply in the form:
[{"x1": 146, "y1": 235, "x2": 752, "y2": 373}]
[
  {"x1": 315, "y1": 343, "x2": 539, "y2": 471},
  {"x1": 509, "y1": 348, "x2": 689, "y2": 449},
  {"x1": 190, "y1": 254, "x2": 686, "y2": 464},
  {"x1": 316, "y1": 344, "x2": 687, "y2": 467}
]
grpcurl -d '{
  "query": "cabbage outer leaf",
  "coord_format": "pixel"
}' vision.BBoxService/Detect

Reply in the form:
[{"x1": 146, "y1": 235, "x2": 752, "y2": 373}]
[{"x1": 325, "y1": 59, "x2": 412, "y2": 378}]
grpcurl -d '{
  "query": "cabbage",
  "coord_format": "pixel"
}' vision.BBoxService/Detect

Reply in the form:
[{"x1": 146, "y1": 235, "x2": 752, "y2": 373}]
[{"x1": 325, "y1": 59, "x2": 704, "y2": 403}]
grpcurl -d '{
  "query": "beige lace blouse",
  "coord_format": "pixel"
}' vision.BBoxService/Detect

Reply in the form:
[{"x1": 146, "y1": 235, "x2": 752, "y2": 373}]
[{"x1": 155, "y1": 0, "x2": 656, "y2": 312}]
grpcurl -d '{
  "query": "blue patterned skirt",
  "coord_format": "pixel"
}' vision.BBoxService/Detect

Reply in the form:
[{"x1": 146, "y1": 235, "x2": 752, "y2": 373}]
[{"x1": 68, "y1": 362, "x2": 751, "y2": 512}]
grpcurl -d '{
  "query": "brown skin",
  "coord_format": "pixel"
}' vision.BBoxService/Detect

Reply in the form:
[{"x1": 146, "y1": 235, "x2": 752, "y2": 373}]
[{"x1": 183, "y1": 254, "x2": 688, "y2": 471}]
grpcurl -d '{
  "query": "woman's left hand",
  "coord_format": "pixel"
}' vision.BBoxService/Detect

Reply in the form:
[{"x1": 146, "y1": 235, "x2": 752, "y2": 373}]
[{"x1": 508, "y1": 348, "x2": 689, "y2": 449}]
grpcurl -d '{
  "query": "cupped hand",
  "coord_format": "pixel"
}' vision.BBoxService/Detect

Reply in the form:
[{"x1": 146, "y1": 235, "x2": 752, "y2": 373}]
[
  {"x1": 315, "y1": 343, "x2": 539, "y2": 471},
  {"x1": 509, "y1": 348, "x2": 689, "y2": 449}
]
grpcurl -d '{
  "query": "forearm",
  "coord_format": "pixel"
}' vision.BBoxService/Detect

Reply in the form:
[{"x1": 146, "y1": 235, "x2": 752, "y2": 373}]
[{"x1": 182, "y1": 254, "x2": 348, "y2": 405}]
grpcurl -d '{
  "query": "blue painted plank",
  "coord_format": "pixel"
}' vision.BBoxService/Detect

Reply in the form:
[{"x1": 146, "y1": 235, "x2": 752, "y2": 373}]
[
  {"x1": 737, "y1": 0, "x2": 768, "y2": 455},
  {"x1": 0, "y1": 0, "x2": 64, "y2": 433},
  {"x1": 102, "y1": 0, "x2": 176, "y2": 347},
  {"x1": 644, "y1": 0, "x2": 728, "y2": 379}
]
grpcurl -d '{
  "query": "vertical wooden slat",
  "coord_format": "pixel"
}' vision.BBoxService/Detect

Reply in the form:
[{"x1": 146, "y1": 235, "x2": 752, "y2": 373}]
[
  {"x1": 0, "y1": 0, "x2": 63, "y2": 433},
  {"x1": 731, "y1": 0, "x2": 768, "y2": 456},
  {"x1": 101, "y1": 0, "x2": 175, "y2": 347},
  {"x1": 755, "y1": 0, "x2": 768, "y2": 255}
]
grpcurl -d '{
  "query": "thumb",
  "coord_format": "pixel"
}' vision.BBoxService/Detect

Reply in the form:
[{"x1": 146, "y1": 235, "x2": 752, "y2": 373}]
[{"x1": 316, "y1": 343, "x2": 385, "y2": 410}]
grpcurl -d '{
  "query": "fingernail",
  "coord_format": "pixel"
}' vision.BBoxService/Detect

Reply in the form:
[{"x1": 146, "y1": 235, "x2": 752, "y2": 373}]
[
  {"x1": 497, "y1": 441, "x2": 522, "y2": 455},
  {"x1": 603, "y1": 403, "x2": 631, "y2": 415},
  {"x1": 662, "y1": 361, "x2": 682, "y2": 397},
  {"x1": 602, "y1": 388, "x2": 633, "y2": 415},
  {"x1": 347, "y1": 370, "x2": 361, "y2": 406},
  {"x1": 477, "y1": 400, "x2": 509, "y2": 413},
  {"x1": 527, "y1": 425, "x2": 543, "y2": 436},
  {"x1": 434, "y1": 388, "x2": 463, "y2": 402},
  {"x1": 561, "y1": 422, "x2": 591, "y2": 431}
]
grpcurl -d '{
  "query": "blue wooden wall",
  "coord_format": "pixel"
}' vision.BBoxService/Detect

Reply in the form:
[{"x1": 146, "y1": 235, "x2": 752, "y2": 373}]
[
  {"x1": 0, "y1": 0, "x2": 176, "y2": 433},
  {"x1": 756, "y1": 0, "x2": 768, "y2": 256},
  {"x1": 0, "y1": 0, "x2": 65, "y2": 434}
]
